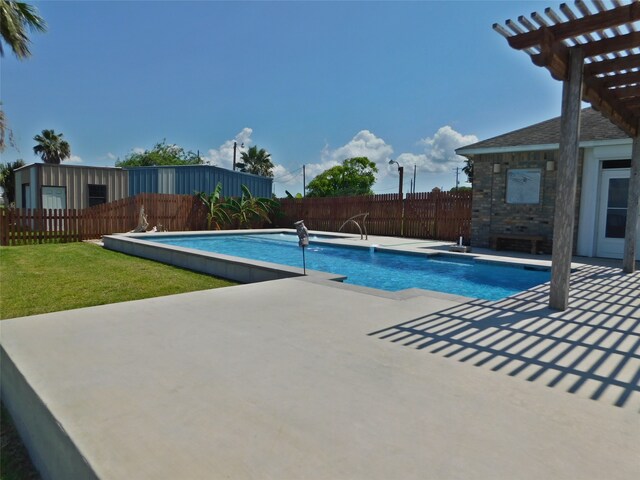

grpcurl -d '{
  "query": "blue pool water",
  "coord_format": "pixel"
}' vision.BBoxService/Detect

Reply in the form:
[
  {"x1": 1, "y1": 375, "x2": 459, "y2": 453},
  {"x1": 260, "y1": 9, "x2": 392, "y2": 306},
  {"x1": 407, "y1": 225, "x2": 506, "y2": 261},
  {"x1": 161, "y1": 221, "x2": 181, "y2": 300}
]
[{"x1": 150, "y1": 233, "x2": 550, "y2": 300}]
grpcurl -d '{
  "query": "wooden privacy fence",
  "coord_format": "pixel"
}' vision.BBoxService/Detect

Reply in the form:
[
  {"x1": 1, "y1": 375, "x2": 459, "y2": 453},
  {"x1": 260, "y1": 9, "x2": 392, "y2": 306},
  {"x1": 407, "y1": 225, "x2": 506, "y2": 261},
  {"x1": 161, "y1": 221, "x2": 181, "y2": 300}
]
[
  {"x1": 277, "y1": 194, "x2": 404, "y2": 237},
  {"x1": 276, "y1": 190, "x2": 471, "y2": 241},
  {"x1": 0, "y1": 191, "x2": 471, "y2": 246},
  {"x1": 0, "y1": 194, "x2": 207, "y2": 246}
]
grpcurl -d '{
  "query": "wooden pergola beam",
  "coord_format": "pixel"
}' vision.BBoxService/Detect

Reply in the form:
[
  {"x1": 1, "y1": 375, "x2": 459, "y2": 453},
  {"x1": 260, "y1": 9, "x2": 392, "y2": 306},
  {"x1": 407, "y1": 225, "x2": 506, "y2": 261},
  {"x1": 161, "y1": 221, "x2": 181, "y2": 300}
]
[
  {"x1": 583, "y1": 75, "x2": 640, "y2": 137},
  {"x1": 600, "y1": 70, "x2": 640, "y2": 88},
  {"x1": 611, "y1": 85, "x2": 640, "y2": 99},
  {"x1": 580, "y1": 31, "x2": 640, "y2": 58},
  {"x1": 506, "y1": 2, "x2": 640, "y2": 50},
  {"x1": 584, "y1": 53, "x2": 640, "y2": 75}
]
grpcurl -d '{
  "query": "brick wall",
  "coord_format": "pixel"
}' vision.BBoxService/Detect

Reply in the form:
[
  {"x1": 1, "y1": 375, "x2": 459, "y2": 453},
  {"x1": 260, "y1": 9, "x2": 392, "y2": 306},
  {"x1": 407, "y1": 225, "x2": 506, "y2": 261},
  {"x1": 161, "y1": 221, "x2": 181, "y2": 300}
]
[{"x1": 471, "y1": 150, "x2": 583, "y2": 254}]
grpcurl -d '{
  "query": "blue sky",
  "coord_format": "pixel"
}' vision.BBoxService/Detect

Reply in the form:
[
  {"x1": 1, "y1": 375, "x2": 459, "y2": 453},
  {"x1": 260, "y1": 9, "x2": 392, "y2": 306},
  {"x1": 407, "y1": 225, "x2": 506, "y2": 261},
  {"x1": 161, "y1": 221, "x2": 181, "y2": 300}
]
[{"x1": 2, "y1": 0, "x2": 566, "y2": 196}]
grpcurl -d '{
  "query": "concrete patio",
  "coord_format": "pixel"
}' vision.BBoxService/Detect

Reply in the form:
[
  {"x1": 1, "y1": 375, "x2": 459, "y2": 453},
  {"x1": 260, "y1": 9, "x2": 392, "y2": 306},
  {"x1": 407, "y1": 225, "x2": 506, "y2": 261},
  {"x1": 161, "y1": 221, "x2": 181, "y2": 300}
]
[{"x1": 1, "y1": 247, "x2": 639, "y2": 479}]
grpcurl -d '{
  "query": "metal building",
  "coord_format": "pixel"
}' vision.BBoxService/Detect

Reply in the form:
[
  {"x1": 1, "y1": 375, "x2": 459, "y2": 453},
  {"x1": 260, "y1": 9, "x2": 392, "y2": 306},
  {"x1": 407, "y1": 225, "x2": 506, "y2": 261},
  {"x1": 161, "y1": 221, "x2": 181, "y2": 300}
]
[
  {"x1": 126, "y1": 165, "x2": 272, "y2": 198},
  {"x1": 13, "y1": 163, "x2": 273, "y2": 209},
  {"x1": 14, "y1": 163, "x2": 128, "y2": 210}
]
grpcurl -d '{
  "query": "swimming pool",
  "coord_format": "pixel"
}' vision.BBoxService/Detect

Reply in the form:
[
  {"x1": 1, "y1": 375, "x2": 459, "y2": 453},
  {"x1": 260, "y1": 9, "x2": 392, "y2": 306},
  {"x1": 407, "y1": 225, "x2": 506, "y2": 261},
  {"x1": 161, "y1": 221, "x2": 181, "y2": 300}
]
[{"x1": 148, "y1": 232, "x2": 550, "y2": 300}]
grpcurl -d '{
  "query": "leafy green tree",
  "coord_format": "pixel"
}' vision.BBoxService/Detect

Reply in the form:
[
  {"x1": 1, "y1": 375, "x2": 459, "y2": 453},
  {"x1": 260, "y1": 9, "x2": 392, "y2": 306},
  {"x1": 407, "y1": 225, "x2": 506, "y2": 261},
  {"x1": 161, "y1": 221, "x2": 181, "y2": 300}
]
[
  {"x1": 224, "y1": 185, "x2": 278, "y2": 228},
  {"x1": 115, "y1": 140, "x2": 203, "y2": 167},
  {"x1": 306, "y1": 157, "x2": 378, "y2": 197},
  {"x1": 33, "y1": 129, "x2": 71, "y2": 164},
  {"x1": 196, "y1": 182, "x2": 231, "y2": 230},
  {"x1": 449, "y1": 186, "x2": 472, "y2": 193},
  {"x1": 462, "y1": 157, "x2": 473, "y2": 183},
  {"x1": 237, "y1": 145, "x2": 274, "y2": 177},
  {"x1": 0, "y1": 0, "x2": 46, "y2": 59},
  {"x1": 0, "y1": 159, "x2": 25, "y2": 205}
]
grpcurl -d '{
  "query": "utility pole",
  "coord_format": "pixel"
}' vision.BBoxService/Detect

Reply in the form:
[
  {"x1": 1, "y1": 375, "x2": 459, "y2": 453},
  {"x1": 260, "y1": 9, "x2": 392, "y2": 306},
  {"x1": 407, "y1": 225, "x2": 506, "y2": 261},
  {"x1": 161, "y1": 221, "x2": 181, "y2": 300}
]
[
  {"x1": 454, "y1": 167, "x2": 460, "y2": 190},
  {"x1": 303, "y1": 164, "x2": 306, "y2": 197},
  {"x1": 413, "y1": 165, "x2": 417, "y2": 193},
  {"x1": 232, "y1": 141, "x2": 244, "y2": 171},
  {"x1": 233, "y1": 141, "x2": 238, "y2": 171}
]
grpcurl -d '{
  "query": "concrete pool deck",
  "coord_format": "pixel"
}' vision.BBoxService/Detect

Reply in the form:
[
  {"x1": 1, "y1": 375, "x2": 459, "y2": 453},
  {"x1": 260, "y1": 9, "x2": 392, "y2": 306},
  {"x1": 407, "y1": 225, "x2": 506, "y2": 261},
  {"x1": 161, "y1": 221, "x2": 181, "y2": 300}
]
[{"x1": 1, "y1": 239, "x2": 639, "y2": 479}]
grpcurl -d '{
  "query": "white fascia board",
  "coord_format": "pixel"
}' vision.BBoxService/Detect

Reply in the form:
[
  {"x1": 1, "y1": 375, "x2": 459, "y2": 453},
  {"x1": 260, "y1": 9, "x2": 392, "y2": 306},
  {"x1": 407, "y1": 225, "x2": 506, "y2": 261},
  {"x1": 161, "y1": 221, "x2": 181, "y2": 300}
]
[
  {"x1": 14, "y1": 162, "x2": 39, "y2": 172},
  {"x1": 456, "y1": 138, "x2": 631, "y2": 156}
]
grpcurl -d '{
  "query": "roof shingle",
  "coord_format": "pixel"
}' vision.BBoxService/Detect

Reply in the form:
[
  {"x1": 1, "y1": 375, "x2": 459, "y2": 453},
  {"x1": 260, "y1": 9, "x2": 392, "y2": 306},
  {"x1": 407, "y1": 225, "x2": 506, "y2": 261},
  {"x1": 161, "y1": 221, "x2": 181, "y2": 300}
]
[{"x1": 457, "y1": 108, "x2": 628, "y2": 153}]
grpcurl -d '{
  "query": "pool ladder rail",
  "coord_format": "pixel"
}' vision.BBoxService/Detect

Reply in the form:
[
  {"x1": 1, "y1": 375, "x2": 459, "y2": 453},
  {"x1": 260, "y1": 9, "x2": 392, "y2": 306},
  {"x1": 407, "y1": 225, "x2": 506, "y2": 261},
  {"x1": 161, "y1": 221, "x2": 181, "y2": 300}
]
[{"x1": 338, "y1": 213, "x2": 369, "y2": 240}]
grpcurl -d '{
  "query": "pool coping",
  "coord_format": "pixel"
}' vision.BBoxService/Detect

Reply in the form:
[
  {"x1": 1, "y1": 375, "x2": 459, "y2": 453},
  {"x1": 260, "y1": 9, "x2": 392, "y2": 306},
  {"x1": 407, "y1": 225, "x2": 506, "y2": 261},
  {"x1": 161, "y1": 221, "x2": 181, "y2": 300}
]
[{"x1": 103, "y1": 228, "x2": 558, "y2": 303}]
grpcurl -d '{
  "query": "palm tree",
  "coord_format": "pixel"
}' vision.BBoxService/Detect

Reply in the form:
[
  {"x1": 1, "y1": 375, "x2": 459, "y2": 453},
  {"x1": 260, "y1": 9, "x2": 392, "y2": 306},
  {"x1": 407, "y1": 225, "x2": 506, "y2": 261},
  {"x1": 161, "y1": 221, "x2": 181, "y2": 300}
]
[
  {"x1": 0, "y1": 0, "x2": 46, "y2": 59},
  {"x1": 0, "y1": 105, "x2": 13, "y2": 152},
  {"x1": 33, "y1": 129, "x2": 71, "y2": 164},
  {"x1": 237, "y1": 145, "x2": 274, "y2": 177}
]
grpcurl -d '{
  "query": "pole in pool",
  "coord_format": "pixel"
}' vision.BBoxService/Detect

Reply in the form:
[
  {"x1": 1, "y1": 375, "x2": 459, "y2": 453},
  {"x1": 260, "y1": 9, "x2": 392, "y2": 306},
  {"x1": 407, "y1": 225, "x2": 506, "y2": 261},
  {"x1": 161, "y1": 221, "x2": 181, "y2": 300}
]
[{"x1": 294, "y1": 220, "x2": 309, "y2": 275}]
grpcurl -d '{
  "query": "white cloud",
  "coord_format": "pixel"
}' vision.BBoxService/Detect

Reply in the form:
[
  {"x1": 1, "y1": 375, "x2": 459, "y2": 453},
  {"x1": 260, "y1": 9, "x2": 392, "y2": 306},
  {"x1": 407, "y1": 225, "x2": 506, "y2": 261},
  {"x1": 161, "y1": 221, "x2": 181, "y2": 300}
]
[
  {"x1": 272, "y1": 163, "x2": 301, "y2": 186},
  {"x1": 65, "y1": 155, "x2": 83, "y2": 164},
  {"x1": 394, "y1": 126, "x2": 477, "y2": 174},
  {"x1": 132, "y1": 147, "x2": 145, "y2": 154},
  {"x1": 202, "y1": 128, "x2": 253, "y2": 169},
  {"x1": 303, "y1": 130, "x2": 394, "y2": 180},
  {"x1": 106, "y1": 152, "x2": 116, "y2": 160}
]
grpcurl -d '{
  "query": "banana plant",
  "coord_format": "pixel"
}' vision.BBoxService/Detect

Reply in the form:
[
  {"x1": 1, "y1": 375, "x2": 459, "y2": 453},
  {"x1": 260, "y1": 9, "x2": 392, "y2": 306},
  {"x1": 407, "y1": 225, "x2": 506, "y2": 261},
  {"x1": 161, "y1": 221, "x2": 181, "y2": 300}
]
[
  {"x1": 224, "y1": 185, "x2": 278, "y2": 229},
  {"x1": 195, "y1": 182, "x2": 231, "y2": 230}
]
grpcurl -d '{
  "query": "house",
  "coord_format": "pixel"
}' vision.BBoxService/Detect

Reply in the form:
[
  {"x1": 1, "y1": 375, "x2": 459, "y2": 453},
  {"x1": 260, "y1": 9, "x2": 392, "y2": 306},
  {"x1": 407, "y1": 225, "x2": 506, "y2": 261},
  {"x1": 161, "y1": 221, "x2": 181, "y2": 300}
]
[
  {"x1": 456, "y1": 108, "x2": 637, "y2": 260},
  {"x1": 14, "y1": 163, "x2": 273, "y2": 210}
]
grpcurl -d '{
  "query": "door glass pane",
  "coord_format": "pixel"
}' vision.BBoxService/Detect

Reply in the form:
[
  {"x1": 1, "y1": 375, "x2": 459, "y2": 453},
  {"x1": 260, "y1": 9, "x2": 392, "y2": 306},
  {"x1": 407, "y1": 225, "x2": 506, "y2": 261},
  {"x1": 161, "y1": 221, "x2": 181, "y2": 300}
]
[
  {"x1": 607, "y1": 178, "x2": 628, "y2": 208},
  {"x1": 605, "y1": 178, "x2": 629, "y2": 238},
  {"x1": 605, "y1": 209, "x2": 627, "y2": 238}
]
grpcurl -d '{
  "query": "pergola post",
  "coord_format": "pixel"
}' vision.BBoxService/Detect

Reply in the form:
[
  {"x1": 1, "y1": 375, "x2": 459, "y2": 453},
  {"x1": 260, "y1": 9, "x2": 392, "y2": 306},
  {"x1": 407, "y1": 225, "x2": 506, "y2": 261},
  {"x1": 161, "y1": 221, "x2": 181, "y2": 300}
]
[
  {"x1": 622, "y1": 134, "x2": 640, "y2": 273},
  {"x1": 549, "y1": 47, "x2": 584, "y2": 311}
]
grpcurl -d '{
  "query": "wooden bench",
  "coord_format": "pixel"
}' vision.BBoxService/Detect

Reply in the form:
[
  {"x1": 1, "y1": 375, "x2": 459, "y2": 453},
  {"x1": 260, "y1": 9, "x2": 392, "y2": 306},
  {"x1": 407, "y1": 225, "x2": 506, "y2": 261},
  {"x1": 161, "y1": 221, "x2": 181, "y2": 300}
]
[{"x1": 491, "y1": 234, "x2": 544, "y2": 255}]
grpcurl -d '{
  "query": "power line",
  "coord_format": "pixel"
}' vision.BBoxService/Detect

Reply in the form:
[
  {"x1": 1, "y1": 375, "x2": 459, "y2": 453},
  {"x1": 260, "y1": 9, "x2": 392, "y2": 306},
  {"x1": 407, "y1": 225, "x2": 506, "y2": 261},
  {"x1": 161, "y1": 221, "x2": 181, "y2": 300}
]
[{"x1": 273, "y1": 167, "x2": 303, "y2": 183}]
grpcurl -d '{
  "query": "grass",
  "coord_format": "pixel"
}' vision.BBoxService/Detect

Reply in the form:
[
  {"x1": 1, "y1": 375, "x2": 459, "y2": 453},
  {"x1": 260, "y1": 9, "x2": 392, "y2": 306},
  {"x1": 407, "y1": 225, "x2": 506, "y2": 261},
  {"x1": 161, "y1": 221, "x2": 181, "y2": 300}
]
[{"x1": 0, "y1": 242, "x2": 237, "y2": 319}]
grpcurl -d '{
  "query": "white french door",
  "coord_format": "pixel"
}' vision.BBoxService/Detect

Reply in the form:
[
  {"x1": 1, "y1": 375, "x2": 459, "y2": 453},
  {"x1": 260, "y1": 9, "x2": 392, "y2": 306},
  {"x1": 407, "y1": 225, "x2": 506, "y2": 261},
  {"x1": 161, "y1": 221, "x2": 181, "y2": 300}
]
[{"x1": 596, "y1": 169, "x2": 640, "y2": 259}]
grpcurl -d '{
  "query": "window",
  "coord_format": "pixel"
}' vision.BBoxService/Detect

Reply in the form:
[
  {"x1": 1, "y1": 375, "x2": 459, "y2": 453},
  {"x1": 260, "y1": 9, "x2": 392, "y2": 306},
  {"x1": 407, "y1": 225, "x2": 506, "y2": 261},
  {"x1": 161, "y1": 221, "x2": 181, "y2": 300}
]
[
  {"x1": 22, "y1": 183, "x2": 31, "y2": 208},
  {"x1": 88, "y1": 184, "x2": 107, "y2": 207},
  {"x1": 41, "y1": 186, "x2": 67, "y2": 210},
  {"x1": 602, "y1": 159, "x2": 631, "y2": 169},
  {"x1": 506, "y1": 169, "x2": 541, "y2": 204}
]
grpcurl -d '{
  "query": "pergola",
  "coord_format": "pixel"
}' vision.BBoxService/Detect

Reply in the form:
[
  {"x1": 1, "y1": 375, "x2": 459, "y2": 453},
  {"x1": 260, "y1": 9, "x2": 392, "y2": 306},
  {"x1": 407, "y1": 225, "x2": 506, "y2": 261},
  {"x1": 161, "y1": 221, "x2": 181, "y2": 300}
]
[{"x1": 494, "y1": 0, "x2": 640, "y2": 310}]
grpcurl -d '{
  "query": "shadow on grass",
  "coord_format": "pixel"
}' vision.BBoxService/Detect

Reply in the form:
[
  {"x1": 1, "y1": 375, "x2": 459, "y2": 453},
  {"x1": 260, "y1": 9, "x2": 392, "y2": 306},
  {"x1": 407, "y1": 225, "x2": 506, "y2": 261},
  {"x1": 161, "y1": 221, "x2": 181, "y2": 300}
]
[{"x1": 370, "y1": 264, "x2": 640, "y2": 410}]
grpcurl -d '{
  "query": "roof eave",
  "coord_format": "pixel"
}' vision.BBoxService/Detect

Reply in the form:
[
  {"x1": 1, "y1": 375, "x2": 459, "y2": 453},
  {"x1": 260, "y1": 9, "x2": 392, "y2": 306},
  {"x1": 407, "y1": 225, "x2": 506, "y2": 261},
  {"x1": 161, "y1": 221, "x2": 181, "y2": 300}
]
[{"x1": 456, "y1": 137, "x2": 632, "y2": 156}]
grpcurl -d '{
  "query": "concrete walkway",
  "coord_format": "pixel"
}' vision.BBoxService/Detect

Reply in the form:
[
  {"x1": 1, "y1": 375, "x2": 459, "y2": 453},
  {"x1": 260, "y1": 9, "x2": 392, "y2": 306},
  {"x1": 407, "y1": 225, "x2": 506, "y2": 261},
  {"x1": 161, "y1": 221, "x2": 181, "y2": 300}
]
[{"x1": 1, "y1": 259, "x2": 639, "y2": 479}]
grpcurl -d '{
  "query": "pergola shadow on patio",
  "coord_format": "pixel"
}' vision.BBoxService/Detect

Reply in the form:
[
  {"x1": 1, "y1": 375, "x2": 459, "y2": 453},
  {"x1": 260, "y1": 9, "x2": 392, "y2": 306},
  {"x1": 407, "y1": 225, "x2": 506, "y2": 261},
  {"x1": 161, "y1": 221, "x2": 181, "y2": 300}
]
[
  {"x1": 370, "y1": 264, "x2": 640, "y2": 410},
  {"x1": 494, "y1": 0, "x2": 639, "y2": 310}
]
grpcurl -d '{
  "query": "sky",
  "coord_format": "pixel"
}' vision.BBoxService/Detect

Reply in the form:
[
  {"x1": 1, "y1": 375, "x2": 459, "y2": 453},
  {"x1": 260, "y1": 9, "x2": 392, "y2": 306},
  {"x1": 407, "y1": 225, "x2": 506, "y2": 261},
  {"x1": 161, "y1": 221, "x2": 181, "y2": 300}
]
[{"x1": 2, "y1": 0, "x2": 569, "y2": 197}]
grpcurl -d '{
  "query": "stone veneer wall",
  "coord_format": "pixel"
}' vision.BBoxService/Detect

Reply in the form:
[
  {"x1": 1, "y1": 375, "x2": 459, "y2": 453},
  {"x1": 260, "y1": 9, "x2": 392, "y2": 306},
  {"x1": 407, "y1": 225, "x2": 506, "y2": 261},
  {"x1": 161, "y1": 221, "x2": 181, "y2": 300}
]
[{"x1": 471, "y1": 150, "x2": 584, "y2": 254}]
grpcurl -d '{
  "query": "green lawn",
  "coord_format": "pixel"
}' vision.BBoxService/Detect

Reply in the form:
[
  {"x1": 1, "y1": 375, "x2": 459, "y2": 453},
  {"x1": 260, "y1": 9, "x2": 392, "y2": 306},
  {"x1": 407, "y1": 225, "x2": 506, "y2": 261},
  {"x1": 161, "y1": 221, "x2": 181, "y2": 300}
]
[{"x1": 0, "y1": 242, "x2": 237, "y2": 320}]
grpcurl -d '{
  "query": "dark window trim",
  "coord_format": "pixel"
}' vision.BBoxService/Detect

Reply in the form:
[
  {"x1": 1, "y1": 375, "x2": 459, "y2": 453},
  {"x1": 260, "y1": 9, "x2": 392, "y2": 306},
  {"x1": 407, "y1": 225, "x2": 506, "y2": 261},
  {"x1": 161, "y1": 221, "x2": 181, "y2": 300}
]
[{"x1": 88, "y1": 184, "x2": 108, "y2": 207}]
